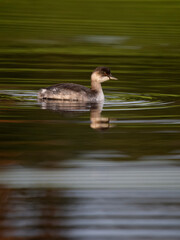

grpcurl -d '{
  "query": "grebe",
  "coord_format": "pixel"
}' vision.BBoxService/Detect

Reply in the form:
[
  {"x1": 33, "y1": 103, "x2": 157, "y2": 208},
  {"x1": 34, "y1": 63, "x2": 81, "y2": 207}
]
[{"x1": 38, "y1": 67, "x2": 117, "y2": 102}]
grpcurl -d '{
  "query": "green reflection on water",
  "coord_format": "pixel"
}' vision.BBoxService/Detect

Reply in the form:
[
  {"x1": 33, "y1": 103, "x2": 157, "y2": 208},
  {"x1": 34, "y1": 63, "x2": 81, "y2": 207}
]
[
  {"x1": 0, "y1": 0, "x2": 180, "y2": 56},
  {"x1": 0, "y1": 2, "x2": 180, "y2": 240},
  {"x1": 0, "y1": 0, "x2": 180, "y2": 165}
]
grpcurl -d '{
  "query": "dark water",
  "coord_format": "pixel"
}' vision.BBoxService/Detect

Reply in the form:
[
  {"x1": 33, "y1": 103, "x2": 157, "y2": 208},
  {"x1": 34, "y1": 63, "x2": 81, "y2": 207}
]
[{"x1": 0, "y1": 0, "x2": 180, "y2": 239}]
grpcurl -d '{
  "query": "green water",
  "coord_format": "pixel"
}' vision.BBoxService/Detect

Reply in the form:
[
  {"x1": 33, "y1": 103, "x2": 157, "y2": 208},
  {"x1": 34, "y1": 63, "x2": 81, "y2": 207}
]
[{"x1": 0, "y1": 0, "x2": 180, "y2": 239}]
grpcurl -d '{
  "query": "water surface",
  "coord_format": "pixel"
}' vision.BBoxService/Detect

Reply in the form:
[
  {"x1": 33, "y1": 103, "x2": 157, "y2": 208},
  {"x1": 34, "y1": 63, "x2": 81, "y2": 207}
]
[{"x1": 0, "y1": 0, "x2": 180, "y2": 239}]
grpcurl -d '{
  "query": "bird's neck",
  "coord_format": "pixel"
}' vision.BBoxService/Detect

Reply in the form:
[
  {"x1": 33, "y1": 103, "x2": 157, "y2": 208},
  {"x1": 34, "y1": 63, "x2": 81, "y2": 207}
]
[
  {"x1": 90, "y1": 72, "x2": 104, "y2": 101},
  {"x1": 91, "y1": 80, "x2": 104, "y2": 102},
  {"x1": 90, "y1": 72, "x2": 103, "y2": 92},
  {"x1": 91, "y1": 80, "x2": 103, "y2": 93}
]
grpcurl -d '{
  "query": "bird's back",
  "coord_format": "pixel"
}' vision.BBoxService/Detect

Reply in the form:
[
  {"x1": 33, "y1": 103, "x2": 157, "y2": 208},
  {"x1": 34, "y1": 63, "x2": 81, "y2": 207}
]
[{"x1": 38, "y1": 83, "x2": 93, "y2": 101}]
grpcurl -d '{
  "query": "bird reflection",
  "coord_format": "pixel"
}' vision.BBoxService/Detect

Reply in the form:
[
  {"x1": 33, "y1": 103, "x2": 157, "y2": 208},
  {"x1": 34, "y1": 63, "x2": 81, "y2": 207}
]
[{"x1": 38, "y1": 99, "x2": 112, "y2": 130}]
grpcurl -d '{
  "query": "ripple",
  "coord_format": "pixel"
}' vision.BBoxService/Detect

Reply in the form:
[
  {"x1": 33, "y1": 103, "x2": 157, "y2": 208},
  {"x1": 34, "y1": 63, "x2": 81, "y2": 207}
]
[
  {"x1": 104, "y1": 91, "x2": 179, "y2": 110},
  {"x1": 0, "y1": 90, "x2": 37, "y2": 103},
  {"x1": 0, "y1": 90, "x2": 180, "y2": 116}
]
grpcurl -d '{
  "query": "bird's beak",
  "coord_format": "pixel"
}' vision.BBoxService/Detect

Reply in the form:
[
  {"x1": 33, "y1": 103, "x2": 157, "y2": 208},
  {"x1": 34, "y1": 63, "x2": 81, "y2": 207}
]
[{"x1": 109, "y1": 74, "x2": 118, "y2": 80}]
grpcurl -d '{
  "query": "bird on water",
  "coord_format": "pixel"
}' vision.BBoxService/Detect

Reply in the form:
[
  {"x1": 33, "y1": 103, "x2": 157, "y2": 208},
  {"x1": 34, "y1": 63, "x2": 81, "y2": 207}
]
[{"x1": 38, "y1": 67, "x2": 117, "y2": 102}]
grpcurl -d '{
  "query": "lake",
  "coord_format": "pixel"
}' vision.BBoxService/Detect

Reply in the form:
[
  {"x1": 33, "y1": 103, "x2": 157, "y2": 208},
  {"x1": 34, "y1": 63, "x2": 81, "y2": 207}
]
[{"x1": 0, "y1": 0, "x2": 180, "y2": 239}]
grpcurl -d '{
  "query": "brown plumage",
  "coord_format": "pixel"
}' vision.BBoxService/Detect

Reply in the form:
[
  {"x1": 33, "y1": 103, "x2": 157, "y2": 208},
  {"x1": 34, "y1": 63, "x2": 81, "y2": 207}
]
[{"x1": 38, "y1": 67, "x2": 117, "y2": 102}]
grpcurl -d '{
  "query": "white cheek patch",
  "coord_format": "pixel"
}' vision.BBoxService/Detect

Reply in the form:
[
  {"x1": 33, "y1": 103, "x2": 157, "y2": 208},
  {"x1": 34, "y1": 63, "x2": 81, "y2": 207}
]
[
  {"x1": 101, "y1": 76, "x2": 109, "y2": 82},
  {"x1": 92, "y1": 72, "x2": 100, "y2": 80}
]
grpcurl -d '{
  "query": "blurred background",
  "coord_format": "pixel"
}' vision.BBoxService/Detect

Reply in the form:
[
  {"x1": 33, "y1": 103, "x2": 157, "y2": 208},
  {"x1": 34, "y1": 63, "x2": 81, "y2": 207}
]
[{"x1": 0, "y1": 0, "x2": 180, "y2": 239}]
